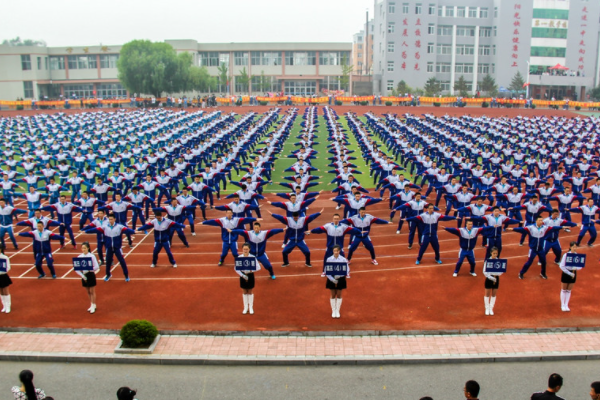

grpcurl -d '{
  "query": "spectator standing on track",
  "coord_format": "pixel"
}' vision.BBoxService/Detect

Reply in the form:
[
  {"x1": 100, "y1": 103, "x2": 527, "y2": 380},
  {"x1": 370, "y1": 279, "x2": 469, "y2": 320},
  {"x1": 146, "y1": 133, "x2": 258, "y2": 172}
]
[
  {"x1": 531, "y1": 373, "x2": 564, "y2": 400},
  {"x1": 236, "y1": 242, "x2": 260, "y2": 315},
  {"x1": 75, "y1": 241, "x2": 100, "y2": 314}
]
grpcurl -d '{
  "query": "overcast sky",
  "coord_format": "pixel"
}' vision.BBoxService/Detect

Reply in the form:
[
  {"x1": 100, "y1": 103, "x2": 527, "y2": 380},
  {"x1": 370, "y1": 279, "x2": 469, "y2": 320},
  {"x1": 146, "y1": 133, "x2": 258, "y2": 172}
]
[{"x1": 1, "y1": 0, "x2": 373, "y2": 47}]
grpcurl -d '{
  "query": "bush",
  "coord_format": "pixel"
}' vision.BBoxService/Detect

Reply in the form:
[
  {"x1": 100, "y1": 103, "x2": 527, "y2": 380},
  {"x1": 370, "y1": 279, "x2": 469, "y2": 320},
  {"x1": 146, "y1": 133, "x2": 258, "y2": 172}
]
[
  {"x1": 120, "y1": 319, "x2": 159, "y2": 348},
  {"x1": 259, "y1": 101, "x2": 268, "y2": 106},
  {"x1": 16, "y1": 105, "x2": 24, "y2": 110},
  {"x1": 360, "y1": 101, "x2": 368, "y2": 106},
  {"x1": 433, "y1": 102, "x2": 441, "y2": 107},
  {"x1": 385, "y1": 101, "x2": 392, "y2": 106},
  {"x1": 505, "y1": 104, "x2": 512, "y2": 108},
  {"x1": 458, "y1": 102, "x2": 466, "y2": 108},
  {"x1": 335, "y1": 100, "x2": 342, "y2": 106},
  {"x1": 531, "y1": 104, "x2": 536, "y2": 109},
  {"x1": 112, "y1": 103, "x2": 119, "y2": 108},
  {"x1": 482, "y1": 102, "x2": 489, "y2": 108},
  {"x1": 575, "y1": 105, "x2": 581, "y2": 110}
]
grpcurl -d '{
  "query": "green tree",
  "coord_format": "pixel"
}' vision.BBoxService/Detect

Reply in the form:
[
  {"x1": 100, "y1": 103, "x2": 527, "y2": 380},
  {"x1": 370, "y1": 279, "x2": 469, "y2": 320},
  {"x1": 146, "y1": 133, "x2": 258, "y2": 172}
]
[
  {"x1": 509, "y1": 71, "x2": 526, "y2": 92},
  {"x1": 217, "y1": 62, "x2": 229, "y2": 93},
  {"x1": 236, "y1": 67, "x2": 251, "y2": 94},
  {"x1": 396, "y1": 80, "x2": 412, "y2": 95},
  {"x1": 589, "y1": 85, "x2": 600, "y2": 101},
  {"x1": 339, "y1": 54, "x2": 354, "y2": 92},
  {"x1": 259, "y1": 70, "x2": 271, "y2": 93},
  {"x1": 2, "y1": 36, "x2": 46, "y2": 46},
  {"x1": 454, "y1": 76, "x2": 470, "y2": 97},
  {"x1": 424, "y1": 77, "x2": 442, "y2": 96},
  {"x1": 117, "y1": 40, "x2": 194, "y2": 98},
  {"x1": 189, "y1": 65, "x2": 217, "y2": 93},
  {"x1": 479, "y1": 74, "x2": 498, "y2": 96}
]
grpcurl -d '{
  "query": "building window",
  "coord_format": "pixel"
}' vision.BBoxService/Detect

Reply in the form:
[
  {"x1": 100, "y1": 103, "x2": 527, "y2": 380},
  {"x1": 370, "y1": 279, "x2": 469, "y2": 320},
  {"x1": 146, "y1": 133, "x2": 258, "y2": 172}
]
[
  {"x1": 23, "y1": 81, "x2": 33, "y2": 98},
  {"x1": 532, "y1": 28, "x2": 568, "y2": 39},
  {"x1": 96, "y1": 83, "x2": 127, "y2": 98},
  {"x1": 440, "y1": 81, "x2": 450, "y2": 91},
  {"x1": 445, "y1": 6, "x2": 454, "y2": 17},
  {"x1": 530, "y1": 47, "x2": 567, "y2": 58},
  {"x1": 480, "y1": 8, "x2": 488, "y2": 18},
  {"x1": 428, "y1": 3, "x2": 435, "y2": 15},
  {"x1": 532, "y1": 9, "x2": 569, "y2": 19},
  {"x1": 388, "y1": 22, "x2": 395, "y2": 33},
  {"x1": 67, "y1": 55, "x2": 78, "y2": 69},
  {"x1": 402, "y1": 3, "x2": 409, "y2": 14},
  {"x1": 427, "y1": 43, "x2": 434, "y2": 54},
  {"x1": 493, "y1": 26, "x2": 497, "y2": 36},
  {"x1": 457, "y1": 6, "x2": 466, "y2": 17},
  {"x1": 284, "y1": 80, "x2": 317, "y2": 95},
  {"x1": 479, "y1": 45, "x2": 491, "y2": 56},
  {"x1": 456, "y1": 45, "x2": 475, "y2": 55},
  {"x1": 251, "y1": 75, "x2": 278, "y2": 93},
  {"x1": 199, "y1": 52, "x2": 220, "y2": 67},
  {"x1": 44, "y1": 57, "x2": 48, "y2": 70},
  {"x1": 50, "y1": 56, "x2": 64, "y2": 70},
  {"x1": 319, "y1": 51, "x2": 350, "y2": 66},
  {"x1": 37, "y1": 57, "x2": 41, "y2": 70},
  {"x1": 387, "y1": 80, "x2": 394, "y2": 91},
  {"x1": 436, "y1": 44, "x2": 452, "y2": 55},
  {"x1": 468, "y1": 7, "x2": 478, "y2": 18},
  {"x1": 493, "y1": 45, "x2": 496, "y2": 55},
  {"x1": 357, "y1": 53, "x2": 362, "y2": 59},
  {"x1": 100, "y1": 54, "x2": 119, "y2": 68},
  {"x1": 358, "y1": 44, "x2": 363, "y2": 50},
  {"x1": 437, "y1": 25, "x2": 453, "y2": 36},
  {"x1": 427, "y1": 62, "x2": 434, "y2": 72},
  {"x1": 233, "y1": 52, "x2": 248, "y2": 66},
  {"x1": 494, "y1": 7, "x2": 498, "y2": 18},
  {"x1": 478, "y1": 64, "x2": 490, "y2": 74},
  {"x1": 387, "y1": 61, "x2": 395, "y2": 72},
  {"x1": 455, "y1": 63, "x2": 473, "y2": 73},
  {"x1": 428, "y1": 24, "x2": 435, "y2": 34},
  {"x1": 479, "y1": 27, "x2": 492, "y2": 37},
  {"x1": 286, "y1": 51, "x2": 316, "y2": 66},
  {"x1": 387, "y1": 42, "x2": 395, "y2": 53},
  {"x1": 21, "y1": 55, "x2": 31, "y2": 71},
  {"x1": 438, "y1": 6, "x2": 443, "y2": 16},
  {"x1": 64, "y1": 84, "x2": 94, "y2": 98},
  {"x1": 492, "y1": 64, "x2": 495, "y2": 73},
  {"x1": 436, "y1": 63, "x2": 451, "y2": 73},
  {"x1": 415, "y1": 3, "x2": 422, "y2": 15},
  {"x1": 389, "y1": 2, "x2": 395, "y2": 13},
  {"x1": 456, "y1": 26, "x2": 475, "y2": 37},
  {"x1": 77, "y1": 55, "x2": 97, "y2": 69}
]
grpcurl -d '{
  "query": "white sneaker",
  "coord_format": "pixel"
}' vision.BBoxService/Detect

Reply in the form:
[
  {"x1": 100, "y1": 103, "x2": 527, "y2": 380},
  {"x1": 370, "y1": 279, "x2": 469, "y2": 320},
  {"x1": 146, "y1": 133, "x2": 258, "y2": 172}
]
[
  {"x1": 87, "y1": 305, "x2": 93, "y2": 312},
  {"x1": 5, "y1": 306, "x2": 10, "y2": 314},
  {"x1": 564, "y1": 306, "x2": 570, "y2": 312},
  {"x1": 249, "y1": 306, "x2": 254, "y2": 315},
  {"x1": 396, "y1": 230, "x2": 400, "y2": 234},
  {"x1": 192, "y1": 232, "x2": 196, "y2": 236},
  {"x1": 173, "y1": 264, "x2": 177, "y2": 268},
  {"x1": 489, "y1": 308, "x2": 494, "y2": 316},
  {"x1": 335, "y1": 205, "x2": 341, "y2": 210},
  {"x1": 470, "y1": 272, "x2": 477, "y2": 277},
  {"x1": 453, "y1": 273, "x2": 458, "y2": 277},
  {"x1": 561, "y1": 305, "x2": 566, "y2": 312},
  {"x1": 243, "y1": 307, "x2": 248, "y2": 315},
  {"x1": 335, "y1": 310, "x2": 340, "y2": 318},
  {"x1": 332, "y1": 310, "x2": 336, "y2": 318},
  {"x1": 371, "y1": 259, "x2": 378, "y2": 265},
  {"x1": 151, "y1": 264, "x2": 156, "y2": 268},
  {"x1": 1, "y1": 306, "x2": 5, "y2": 313},
  {"x1": 90, "y1": 305, "x2": 96, "y2": 314},
  {"x1": 485, "y1": 307, "x2": 490, "y2": 316},
  {"x1": 281, "y1": 243, "x2": 286, "y2": 248}
]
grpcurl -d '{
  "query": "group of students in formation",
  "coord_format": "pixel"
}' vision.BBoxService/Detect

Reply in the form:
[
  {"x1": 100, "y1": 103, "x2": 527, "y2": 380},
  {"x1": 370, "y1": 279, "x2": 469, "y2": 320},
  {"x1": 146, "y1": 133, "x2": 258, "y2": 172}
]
[{"x1": 0, "y1": 106, "x2": 595, "y2": 319}]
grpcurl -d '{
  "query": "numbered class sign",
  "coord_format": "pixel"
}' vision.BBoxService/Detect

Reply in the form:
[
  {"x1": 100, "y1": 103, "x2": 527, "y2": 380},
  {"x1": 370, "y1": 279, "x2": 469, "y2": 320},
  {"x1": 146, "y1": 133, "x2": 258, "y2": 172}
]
[
  {"x1": 565, "y1": 253, "x2": 586, "y2": 270},
  {"x1": 235, "y1": 256, "x2": 258, "y2": 271},
  {"x1": 484, "y1": 259, "x2": 507, "y2": 274},
  {"x1": 0, "y1": 259, "x2": 7, "y2": 273},
  {"x1": 324, "y1": 262, "x2": 349, "y2": 276},
  {"x1": 73, "y1": 257, "x2": 94, "y2": 272}
]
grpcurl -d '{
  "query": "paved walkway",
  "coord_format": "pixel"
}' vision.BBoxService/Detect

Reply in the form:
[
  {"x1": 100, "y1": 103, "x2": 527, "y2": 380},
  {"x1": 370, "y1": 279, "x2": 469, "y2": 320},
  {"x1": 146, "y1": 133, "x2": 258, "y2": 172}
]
[{"x1": 1, "y1": 330, "x2": 600, "y2": 364}]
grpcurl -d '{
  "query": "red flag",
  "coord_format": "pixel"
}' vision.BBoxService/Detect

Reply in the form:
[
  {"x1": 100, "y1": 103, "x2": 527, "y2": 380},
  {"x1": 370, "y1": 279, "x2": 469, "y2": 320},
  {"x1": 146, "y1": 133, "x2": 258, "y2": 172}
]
[{"x1": 522, "y1": 82, "x2": 530, "y2": 88}]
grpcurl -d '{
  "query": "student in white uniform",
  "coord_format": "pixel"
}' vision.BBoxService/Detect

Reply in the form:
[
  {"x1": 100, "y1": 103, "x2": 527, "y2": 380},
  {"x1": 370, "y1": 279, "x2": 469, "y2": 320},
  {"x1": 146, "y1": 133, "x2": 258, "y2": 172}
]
[
  {"x1": 483, "y1": 246, "x2": 501, "y2": 316},
  {"x1": 559, "y1": 241, "x2": 578, "y2": 312},
  {"x1": 76, "y1": 242, "x2": 100, "y2": 314},
  {"x1": 325, "y1": 245, "x2": 350, "y2": 319},
  {"x1": 0, "y1": 244, "x2": 12, "y2": 313},
  {"x1": 236, "y1": 243, "x2": 261, "y2": 315}
]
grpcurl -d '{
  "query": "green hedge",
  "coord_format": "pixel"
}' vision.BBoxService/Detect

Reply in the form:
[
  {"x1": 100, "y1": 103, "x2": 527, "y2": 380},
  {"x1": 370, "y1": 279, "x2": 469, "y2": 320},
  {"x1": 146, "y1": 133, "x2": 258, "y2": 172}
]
[
  {"x1": 482, "y1": 102, "x2": 489, "y2": 108},
  {"x1": 259, "y1": 101, "x2": 268, "y2": 106},
  {"x1": 120, "y1": 320, "x2": 158, "y2": 348},
  {"x1": 433, "y1": 102, "x2": 441, "y2": 107},
  {"x1": 385, "y1": 101, "x2": 392, "y2": 106}
]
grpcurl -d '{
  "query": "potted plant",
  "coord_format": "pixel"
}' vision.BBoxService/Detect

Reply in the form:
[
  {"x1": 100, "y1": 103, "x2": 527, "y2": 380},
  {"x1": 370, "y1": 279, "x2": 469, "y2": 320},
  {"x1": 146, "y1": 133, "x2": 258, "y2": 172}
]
[{"x1": 115, "y1": 319, "x2": 160, "y2": 354}]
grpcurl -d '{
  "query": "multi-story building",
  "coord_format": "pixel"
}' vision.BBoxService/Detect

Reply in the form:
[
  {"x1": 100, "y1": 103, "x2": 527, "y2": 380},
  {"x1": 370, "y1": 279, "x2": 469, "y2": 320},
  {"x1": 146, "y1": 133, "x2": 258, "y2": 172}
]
[
  {"x1": 0, "y1": 40, "x2": 352, "y2": 99},
  {"x1": 372, "y1": 0, "x2": 600, "y2": 100}
]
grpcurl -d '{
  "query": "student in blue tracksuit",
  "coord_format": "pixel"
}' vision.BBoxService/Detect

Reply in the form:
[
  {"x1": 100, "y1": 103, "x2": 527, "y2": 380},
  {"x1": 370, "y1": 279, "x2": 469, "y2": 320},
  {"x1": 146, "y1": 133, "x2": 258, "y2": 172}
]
[
  {"x1": 123, "y1": 187, "x2": 155, "y2": 231},
  {"x1": 310, "y1": 214, "x2": 361, "y2": 263},
  {"x1": 269, "y1": 209, "x2": 323, "y2": 268},
  {"x1": 231, "y1": 222, "x2": 283, "y2": 279},
  {"x1": 542, "y1": 209, "x2": 578, "y2": 264},
  {"x1": 81, "y1": 209, "x2": 109, "y2": 266},
  {"x1": 0, "y1": 199, "x2": 28, "y2": 249},
  {"x1": 15, "y1": 187, "x2": 48, "y2": 218},
  {"x1": 201, "y1": 209, "x2": 257, "y2": 265},
  {"x1": 445, "y1": 220, "x2": 494, "y2": 276},
  {"x1": 41, "y1": 195, "x2": 82, "y2": 249},
  {"x1": 18, "y1": 221, "x2": 64, "y2": 278},
  {"x1": 75, "y1": 191, "x2": 105, "y2": 230},
  {"x1": 341, "y1": 207, "x2": 390, "y2": 265},
  {"x1": 84, "y1": 213, "x2": 135, "y2": 281},
  {"x1": 569, "y1": 198, "x2": 600, "y2": 246},
  {"x1": 137, "y1": 211, "x2": 185, "y2": 268},
  {"x1": 508, "y1": 216, "x2": 566, "y2": 280},
  {"x1": 407, "y1": 204, "x2": 456, "y2": 265},
  {"x1": 469, "y1": 207, "x2": 521, "y2": 258}
]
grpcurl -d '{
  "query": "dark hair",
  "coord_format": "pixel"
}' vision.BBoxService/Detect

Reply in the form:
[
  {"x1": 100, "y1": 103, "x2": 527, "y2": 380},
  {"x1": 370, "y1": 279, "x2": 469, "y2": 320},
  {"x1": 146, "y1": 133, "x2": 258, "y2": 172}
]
[
  {"x1": 419, "y1": 397, "x2": 434, "y2": 400},
  {"x1": 548, "y1": 373, "x2": 563, "y2": 389},
  {"x1": 116, "y1": 386, "x2": 137, "y2": 400},
  {"x1": 465, "y1": 380, "x2": 480, "y2": 397},
  {"x1": 81, "y1": 241, "x2": 90, "y2": 251},
  {"x1": 552, "y1": 208, "x2": 559, "y2": 213},
  {"x1": 490, "y1": 246, "x2": 499, "y2": 254},
  {"x1": 591, "y1": 381, "x2": 600, "y2": 394},
  {"x1": 19, "y1": 370, "x2": 37, "y2": 400},
  {"x1": 242, "y1": 242, "x2": 251, "y2": 250},
  {"x1": 253, "y1": 222, "x2": 261, "y2": 228},
  {"x1": 332, "y1": 245, "x2": 342, "y2": 251},
  {"x1": 108, "y1": 213, "x2": 116, "y2": 219}
]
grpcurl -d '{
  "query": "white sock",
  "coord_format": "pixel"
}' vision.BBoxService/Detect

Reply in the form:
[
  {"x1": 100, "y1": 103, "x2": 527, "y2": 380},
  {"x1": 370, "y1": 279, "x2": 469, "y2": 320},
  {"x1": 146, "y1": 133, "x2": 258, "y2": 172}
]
[
  {"x1": 560, "y1": 290, "x2": 566, "y2": 307},
  {"x1": 5, "y1": 295, "x2": 10, "y2": 312},
  {"x1": 489, "y1": 296, "x2": 496, "y2": 309},
  {"x1": 242, "y1": 294, "x2": 248, "y2": 310},
  {"x1": 565, "y1": 290, "x2": 571, "y2": 308},
  {"x1": 484, "y1": 296, "x2": 490, "y2": 310},
  {"x1": 0, "y1": 296, "x2": 5, "y2": 311},
  {"x1": 248, "y1": 294, "x2": 254, "y2": 308},
  {"x1": 330, "y1": 298, "x2": 336, "y2": 312},
  {"x1": 336, "y1": 298, "x2": 343, "y2": 312}
]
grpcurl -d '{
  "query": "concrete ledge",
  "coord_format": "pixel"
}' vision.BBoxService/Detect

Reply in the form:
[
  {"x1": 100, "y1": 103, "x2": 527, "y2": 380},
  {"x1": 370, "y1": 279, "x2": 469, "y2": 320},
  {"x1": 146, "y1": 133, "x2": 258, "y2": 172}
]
[
  {"x1": 0, "y1": 351, "x2": 599, "y2": 366},
  {"x1": 114, "y1": 335, "x2": 161, "y2": 354}
]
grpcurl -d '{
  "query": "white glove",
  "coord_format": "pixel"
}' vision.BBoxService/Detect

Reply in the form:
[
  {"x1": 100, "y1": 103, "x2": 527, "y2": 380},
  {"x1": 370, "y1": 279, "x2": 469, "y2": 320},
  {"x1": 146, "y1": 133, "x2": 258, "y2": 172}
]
[
  {"x1": 243, "y1": 275, "x2": 249, "y2": 281},
  {"x1": 332, "y1": 278, "x2": 338, "y2": 284}
]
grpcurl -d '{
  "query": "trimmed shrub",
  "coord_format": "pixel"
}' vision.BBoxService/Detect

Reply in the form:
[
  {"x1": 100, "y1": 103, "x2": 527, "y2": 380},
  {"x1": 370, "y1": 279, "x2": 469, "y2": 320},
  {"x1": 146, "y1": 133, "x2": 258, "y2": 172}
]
[
  {"x1": 335, "y1": 100, "x2": 342, "y2": 106},
  {"x1": 433, "y1": 102, "x2": 441, "y2": 107},
  {"x1": 16, "y1": 105, "x2": 24, "y2": 110},
  {"x1": 482, "y1": 102, "x2": 489, "y2": 108},
  {"x1": 575, "y1": 105, "x2": 581, "y2": 110},
  {"x1": 531, "y1": 104, "x2": 536, "y2": 109},
  {"x1": 112, "y1": 103, "x2": 119, "y2": 108},
  {"x1": 385, "y1": 101, "x2": 392, "y2": 106},
  {"x1": 360, "y1": 101, "x2": 368, "y2": 106},
  {"x1": 259, "y1": 101, "x2": 268, "y2": 106},
  {"x1": 120, "y1": 320, "x2": 159, "y2": 348}
]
